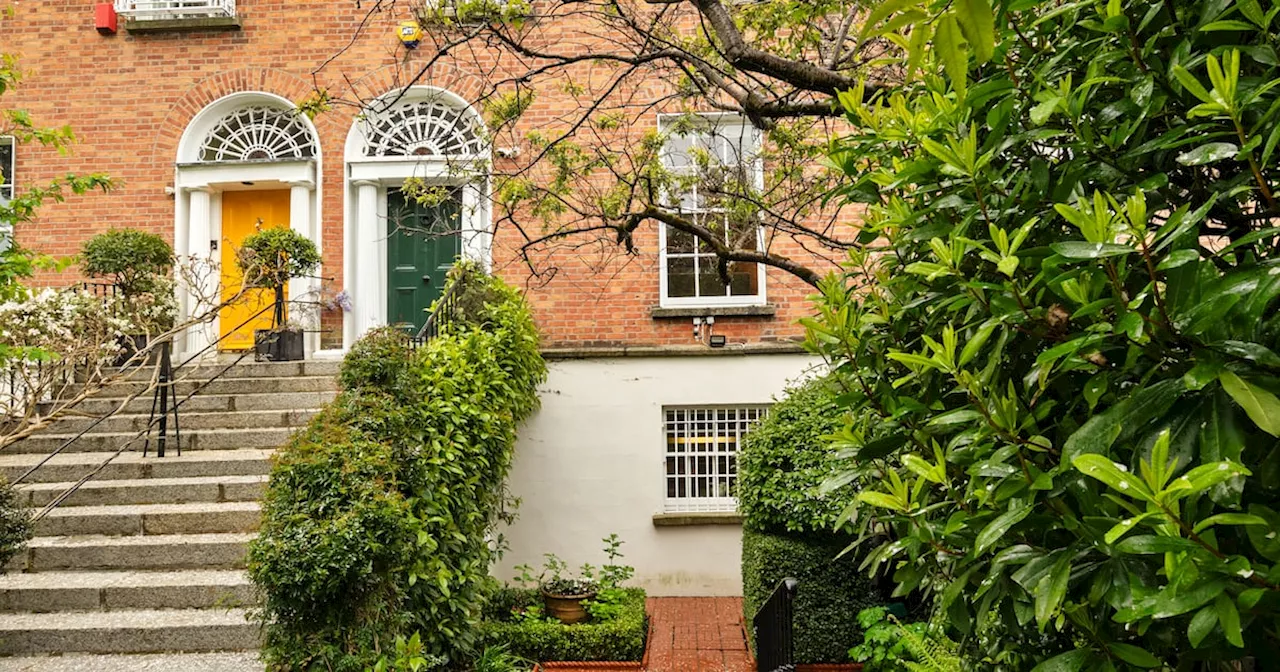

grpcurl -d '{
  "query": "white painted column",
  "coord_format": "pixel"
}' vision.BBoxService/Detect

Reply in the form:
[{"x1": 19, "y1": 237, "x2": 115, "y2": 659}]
[
  {"x1": 185, "y1": 187, "x2": 216, "y2": 356},
  {"x1": 353, "y1": 180, "x2": 381, "y2": 339},
  {"x1": 288, "y1": 181, "x2": 317, "y2": 357}
]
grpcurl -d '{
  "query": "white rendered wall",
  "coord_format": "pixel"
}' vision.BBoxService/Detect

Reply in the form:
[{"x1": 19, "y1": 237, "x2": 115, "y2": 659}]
[{"x1": 496, "y1": 353, "x2": 823, "y2": 596}]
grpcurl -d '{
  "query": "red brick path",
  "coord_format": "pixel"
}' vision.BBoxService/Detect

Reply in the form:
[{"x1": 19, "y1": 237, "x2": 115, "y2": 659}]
[
  {"x1": 536, "y1": 597, "x2": 755, "y2": 672},
  {"x1": 643, "y1": 597, "x2": 754, "y2": 672}
]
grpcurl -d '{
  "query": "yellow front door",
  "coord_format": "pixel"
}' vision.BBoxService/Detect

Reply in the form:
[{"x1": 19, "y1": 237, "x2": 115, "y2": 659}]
[{"x1": 219, "y1": 190, "x2": 292, "y2": 351}]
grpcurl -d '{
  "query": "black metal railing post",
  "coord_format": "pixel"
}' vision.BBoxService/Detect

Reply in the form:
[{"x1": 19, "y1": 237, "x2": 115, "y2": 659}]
[
  {"x1": 144, "y1": 339, "x2": 179, "y2": 458},
  {"x1": 753, "y1": 578, "x2": 799, "y2": 672}
]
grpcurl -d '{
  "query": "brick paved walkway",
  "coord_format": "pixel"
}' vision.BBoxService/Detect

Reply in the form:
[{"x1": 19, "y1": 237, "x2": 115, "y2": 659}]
[{"x1": 643, "y1": 597, "x2": 753, "y2": 672}]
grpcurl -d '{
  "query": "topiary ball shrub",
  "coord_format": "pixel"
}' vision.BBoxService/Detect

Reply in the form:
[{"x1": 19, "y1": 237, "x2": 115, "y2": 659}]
[
  {"x1": 80, "y1": 228, "x2": 173, "y2": 297},
  {"x1": 742, "y1": 529, "x2": 881, "y2": 664},
  {"x1": 737, "y1": 375, "x2": 853, "y2": 536}
]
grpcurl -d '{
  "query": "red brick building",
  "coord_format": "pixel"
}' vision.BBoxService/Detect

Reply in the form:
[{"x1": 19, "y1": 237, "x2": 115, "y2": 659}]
[{"x1": 3, "y1": 0, "x2": 838, "y2": 595}]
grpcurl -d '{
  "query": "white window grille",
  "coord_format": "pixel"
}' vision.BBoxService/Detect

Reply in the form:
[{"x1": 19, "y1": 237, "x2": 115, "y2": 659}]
[
  {"x1": 0, "y1": 136, "x2": 13, "y2": 201},
  {"x1": 658, "y1": 114, "x2": 766, "y2": 307},
  {"x1": 197, "y1": 106, "x2": 318, "y2": 163},
  {"x1": 663, "y1": 405, "x2": 768, "y2": 513},
  {"x1": 361, "y1": 98, "x2": 488, "y2": 159},
  {"x1": 113, "y1": 0, "x2": 236, "y2": 19}
]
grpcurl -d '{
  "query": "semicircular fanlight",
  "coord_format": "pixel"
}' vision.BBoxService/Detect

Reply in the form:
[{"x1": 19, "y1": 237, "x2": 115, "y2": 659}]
[
  {"x1": 362, "y1": 98, "x2": 487, "y2": 159},
  {"x1": 198, "y1": 106, "x2": 318, "y2": 163}
]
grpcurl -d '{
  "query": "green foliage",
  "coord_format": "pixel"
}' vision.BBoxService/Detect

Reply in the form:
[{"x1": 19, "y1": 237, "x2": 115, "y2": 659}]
[
  {"x1": 851, "y1": 608, "x2": 962, "y2": 672},
  {"x1": 741, "y1": 529, "x2": 882, "y2": 664},
  {"x1": 237, "y1": 227, "x2": 321, "y2": 292},
  {"x1": 737, "y1": 375, "x2": 853, "y2": 535},
  {"x1": 514, "y1": 534, "x2": 635, "y2": 598},
  {"x1": 248, "y1": 270, "x2": 545, "y2": 671},
  {"x1": 338, "y1": 325, "x2": 414, "y2": 393},
  {"x1": 80, "y1": 229, "x2": 173, "y2": 297},
  {"x1": 0, "y1": 477, "x2": 31, "y2": 569},
  {"x1": 815, "y1": 0, "x2": 1280, "y2": 668},
  {"x1": 478, "y1": 588, "x2": 647, "y2": 662}
]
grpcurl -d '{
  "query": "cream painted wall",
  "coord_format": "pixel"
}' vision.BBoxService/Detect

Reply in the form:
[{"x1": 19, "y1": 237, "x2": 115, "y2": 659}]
[{"x1": 495, "y1": 353, "x2": 823, "y2": 597}]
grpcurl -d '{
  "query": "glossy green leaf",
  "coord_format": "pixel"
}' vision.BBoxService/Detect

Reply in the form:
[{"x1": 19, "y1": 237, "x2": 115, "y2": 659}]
[
  {"x1": 1218, "y1": 371, "x2": 1280, "y2": 436},
  {"x1": 1073, "y1": 455, "x2": 1153, "y2": 500},
  {"x1": 1176, "y1": 142, "x2": 1240, "y2": 165},
  {"x1": 1188, "y1": 605, "x2": 1218, "y2": 648},
  {"x1": 1216, "y1": 594, "x2": 1244, "y2": 647},
  {"x1": 954, "y1": 0, "x2": 996, "y2": 63},
  {"x1": 1030, "y1": 649, "x2": 1091, "y2": 672},
  {"x1": 976, "y1": 504, "x2": 1034, "y2": 555},
  {"x1": 1051, "y1": 242, "x2": 1136, "y2": 259},
  {"x1": 1108, "y1": 642, "x2": 1161, "y2": 667}
]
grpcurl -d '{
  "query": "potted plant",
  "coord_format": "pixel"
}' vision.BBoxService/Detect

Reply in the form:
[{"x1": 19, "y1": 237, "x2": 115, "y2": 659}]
[
  {"x1": 236, "y1": 227, "x2": 320, "y2": 362},
  {"x1": 80, "y1": 228, "x2": 175, "y2": 366},
  {"x1": 516, "y1": 534, "x2": 634, "y2": 625}
]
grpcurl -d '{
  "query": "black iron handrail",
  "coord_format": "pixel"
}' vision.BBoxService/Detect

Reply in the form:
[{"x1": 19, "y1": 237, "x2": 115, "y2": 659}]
[
  {"x1": 753, "y1": 578, "x2": 799, "y2": 672},
  {"x1": 408, "y1": 274, "x2": 464, "y2": 349}
]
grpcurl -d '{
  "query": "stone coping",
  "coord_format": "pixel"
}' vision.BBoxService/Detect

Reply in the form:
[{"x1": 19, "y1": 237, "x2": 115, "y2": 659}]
[
  {"x1": 651, "y1": 512, "x2": 744, "y2": 527},
  {"x1": 542, "y1": 342, "x2": 807, "y2": 360}
]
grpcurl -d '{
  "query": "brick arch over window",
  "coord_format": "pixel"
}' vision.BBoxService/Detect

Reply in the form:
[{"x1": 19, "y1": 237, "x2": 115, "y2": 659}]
[{"x1": 153, "y1": 68, "x2": 332, "y2": 164}]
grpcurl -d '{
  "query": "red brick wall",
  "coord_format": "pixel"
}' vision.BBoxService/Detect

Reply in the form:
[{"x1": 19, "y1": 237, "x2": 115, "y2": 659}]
[{"x1": 1, "y1": 0, "x2": 845, "y2": 349}]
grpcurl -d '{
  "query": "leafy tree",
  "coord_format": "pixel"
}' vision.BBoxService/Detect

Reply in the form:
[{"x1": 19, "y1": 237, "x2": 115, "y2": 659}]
[
  {"x1": 312, "y1": 0, "x2": 892, "y2": 283},
  {"x1": 808, "y1": 0, "x2": 1280, "y2": 669}
]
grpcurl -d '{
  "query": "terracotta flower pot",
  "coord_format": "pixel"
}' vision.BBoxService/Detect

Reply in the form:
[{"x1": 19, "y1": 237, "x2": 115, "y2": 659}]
[{"x1": 540, "y1": 586, "x2": 597, "y2": 624}]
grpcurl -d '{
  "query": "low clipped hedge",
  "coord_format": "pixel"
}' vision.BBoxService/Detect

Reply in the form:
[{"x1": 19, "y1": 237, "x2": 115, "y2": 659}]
[
  {"x1": 478, "y1": 588, "x2": 648, "y2": 663},
  {"x1": 742, "y1": 529, "x2": 882, "y2": 664}
]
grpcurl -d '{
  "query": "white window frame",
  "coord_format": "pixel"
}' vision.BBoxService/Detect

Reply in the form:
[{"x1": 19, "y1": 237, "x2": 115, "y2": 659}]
[
  {"x1": 657, "y1": 113, "x2": 767, "y2": 308},
  {"x1": 113, "y1": 0, "x2": 236, "y2": 19},
  {"x1": 662, "y1": 404, "x2": 769, "y2": 514},
  {"x1": 0, "y1": 136, "x2": 13, "y2": 202}
]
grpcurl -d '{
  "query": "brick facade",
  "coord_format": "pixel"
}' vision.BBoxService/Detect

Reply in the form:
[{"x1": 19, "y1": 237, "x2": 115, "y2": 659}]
[{"x1": 2, "y1": 0, "x2": 840, "y2": 349}]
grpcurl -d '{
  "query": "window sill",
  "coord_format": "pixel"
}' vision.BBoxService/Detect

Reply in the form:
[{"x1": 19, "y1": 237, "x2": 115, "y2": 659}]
[
  {"x1": 124, "y1": 16, "x2": 242, "y2": 32},
  {"x1": 652, "y1": 512, "x2": 743, "y2": 527},
  {"x1": 650, "y1": 305, "x2": 776, "y2": 319}
]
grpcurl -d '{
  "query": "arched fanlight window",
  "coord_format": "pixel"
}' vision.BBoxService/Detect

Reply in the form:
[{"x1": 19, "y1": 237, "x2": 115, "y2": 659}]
[
  {"x1": 198, "y1": 106, "x2": 318, "y2": 163},
  {"x1": 362, "y1": 97, "x2": 487, "y2": 158}
]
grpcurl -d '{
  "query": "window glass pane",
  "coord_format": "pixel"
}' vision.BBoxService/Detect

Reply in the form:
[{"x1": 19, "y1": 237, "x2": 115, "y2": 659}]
[
  {"x1": 666, "y1": 257, "x2": 697, "y2": 297},
  {"x1": 666, "y1": 225, "x2": 695, "y2": 254},
  {"x1": 698, "y1": 256, "x2": 731, "y2": 298},
  {"x1": 711, "y1": 123, "x2": 756, "y2": 165},
  {"x1": 663, "y1": 132, "x2": 699, "y2": 170},
  {"x1": 729, "y1": 261, "x2": 759, "y2": 296},
  {"x1": 0, "y1": 140, "x2": 12, "y2": 199}
]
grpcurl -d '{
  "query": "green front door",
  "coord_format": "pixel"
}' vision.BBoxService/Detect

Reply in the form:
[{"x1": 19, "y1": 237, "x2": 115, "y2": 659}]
[{"x1": 386, "y1": 188, "x2": 462, "y2": 334}]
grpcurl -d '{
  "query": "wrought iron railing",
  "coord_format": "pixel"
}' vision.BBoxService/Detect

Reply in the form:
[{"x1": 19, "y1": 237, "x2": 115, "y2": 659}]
[
  {"x1": 407, "y1": 275, "x2": 465, "y2": 349},
  {"x1": 753, "y1": 578, "x2": 799, "y2": 672},
  {"x1": 113, "y1": 0, "x2": 235, "y2": 18}
]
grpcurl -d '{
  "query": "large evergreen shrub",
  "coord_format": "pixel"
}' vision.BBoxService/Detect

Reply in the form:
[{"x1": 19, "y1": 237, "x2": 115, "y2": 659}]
[
  {"x1": 813, "y1": 0, "x2": 1280, "y2": 668},
  {"x1": 248, "y1": 266, "x2": 546, "y2": 671},
  {"x1": 738, "y1": 376, "x2": 882, "y2": 664}
]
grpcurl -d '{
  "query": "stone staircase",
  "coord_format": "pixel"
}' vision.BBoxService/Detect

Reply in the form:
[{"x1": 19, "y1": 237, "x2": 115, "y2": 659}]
[{"x1": 0, "y1": 360, "x2": 339, "y2": 663}]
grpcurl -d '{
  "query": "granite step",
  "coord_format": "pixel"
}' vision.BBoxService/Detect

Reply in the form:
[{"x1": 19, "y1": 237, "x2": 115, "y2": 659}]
[
  {"x1": 102, "y1": 360, "x2": 339, "y2": 382},
  {"x1": 48, "y1": 409, "x2": 318, "y2": 436},
  {"x1": 34, "y1": 502, "x2": 261, "y2": 537},
  {"x1": 0, "y1": 608, "x2": 257, "y2": 655},
  {"x1": 11, "y1": 533, "x2": 254, "y2": 573},
  {"x1": 0, "y1": 570, "x2": 253, "y2": 613},
  {"x1": 73, "y1": 376, "x2": 338, "y2": 400},
  {"x1": 0, "y1": 651, "x2": 263, "y2": 671},
  {"x1": 8, "y1": 427, "x2": 296, "y2": 455},
  {"x1": 17, "y1": 475, "x2": 266, "y2": 508},
  {"x1": 0, "y1": 450, "x2": 274, "y2": 485},
  {"x1": 64, "y1": 391, "x2": 337, "y2": 416}
]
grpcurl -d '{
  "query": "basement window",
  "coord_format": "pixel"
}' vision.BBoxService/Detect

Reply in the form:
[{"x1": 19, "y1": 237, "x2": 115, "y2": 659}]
[{"x1": 663, "y1": 405, "x2": 768, "y2": 513}]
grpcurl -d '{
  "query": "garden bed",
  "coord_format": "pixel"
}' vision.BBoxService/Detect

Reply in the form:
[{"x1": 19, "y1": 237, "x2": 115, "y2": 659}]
[{"x1": 478, "y1": 587, "x2": 648, "y2": 665}]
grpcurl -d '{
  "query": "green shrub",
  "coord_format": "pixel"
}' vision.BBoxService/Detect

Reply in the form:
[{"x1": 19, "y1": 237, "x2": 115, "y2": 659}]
[
  {"x1": 738, "y1": 375, "x2": 852, "y2": 536},
  {"x1": 338, "y1": 325, "x2": 413, "y2": 393},
  {"x1": 742, "y1": 529, "x2": 881, "y2": 664},
  {"x1": 249, "y1": 267, "x2": 546, "y2": 671},
  {"x1": 478, "y1": 588, "x2": 647, "y2": 662},
  {"x1": 0, "y1": 478, "x2": 31, "y2": 569},
  {"x1": 813, "y1": 0, "x2": 1280, "y2": 668},
  {"x1": 80, "y1": 228, "x2": 172, "y2": 297},
  {"x1": 237, "y1": 228, "x2": 321, "y2": 292}
]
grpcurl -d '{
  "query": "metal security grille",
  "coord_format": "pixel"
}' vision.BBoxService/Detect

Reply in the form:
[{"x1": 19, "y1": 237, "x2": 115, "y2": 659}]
[
  {"x1": 664, "y1": 406, "x2": 768, "y2": 513},
  {"x1": 114, "y1": 0, "x2": 236, "y2": 18}
]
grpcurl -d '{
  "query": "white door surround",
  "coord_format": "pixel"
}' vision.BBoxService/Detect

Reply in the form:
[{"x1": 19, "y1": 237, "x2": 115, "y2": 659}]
[
  {"x1": 342, "y1": 86, "x2": 493, "y2": 350},
  {"x1": 174, "y1": 92, "x2": 323, "y2": 359}
]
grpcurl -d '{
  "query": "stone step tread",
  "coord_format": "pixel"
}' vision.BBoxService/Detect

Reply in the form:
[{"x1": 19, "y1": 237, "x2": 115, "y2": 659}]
[
  {"x1": 0, "y1": 450, "x2": 273, "y2": 470},
  {"x1": 53, "y1": 409, "x2": 322, "y2": 422},
  {"x1": 39, "y1": 502, "x2": 260, "y2": 521},
  {"x1": 27, "y1": 533, "x2": 256, "y2": 550},
  {"x1": 27, "y1": 427, "x2": 296, "y2": 442},
  {"x1": 0, "y1": 652, "x2": 262, "y2": 671},
  {"x1": 0, "y1": 570, "x2": 249, "y2": 591},
  {"x1": 18, "y1": 475, "x2": 267, "y2": 494},
  {"x1": 0, "y1": 608, "x2": 251, "y2": 630}
]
